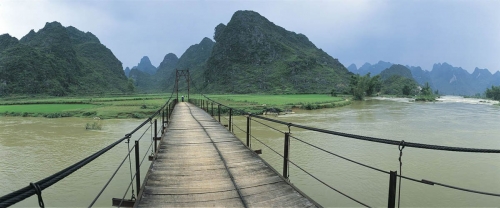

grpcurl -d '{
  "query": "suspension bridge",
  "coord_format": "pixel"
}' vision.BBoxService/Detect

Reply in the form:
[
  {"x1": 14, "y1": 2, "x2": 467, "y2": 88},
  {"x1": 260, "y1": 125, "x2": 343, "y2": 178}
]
[{"x1": 1, "y1": 70, "x2": 500, "y2": 208}]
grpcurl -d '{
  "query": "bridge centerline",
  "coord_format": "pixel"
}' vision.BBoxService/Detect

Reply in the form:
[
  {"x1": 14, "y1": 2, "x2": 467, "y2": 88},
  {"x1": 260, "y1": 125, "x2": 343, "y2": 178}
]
[{"x1": 134, "y1": 102, "x2": 319, "y2": 207}]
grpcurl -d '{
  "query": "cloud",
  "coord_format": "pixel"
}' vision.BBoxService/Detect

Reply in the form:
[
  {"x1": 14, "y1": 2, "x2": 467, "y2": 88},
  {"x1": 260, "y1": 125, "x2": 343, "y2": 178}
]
[{"x1": 1, "y1": 0, "x2": 499, "y2": 73}]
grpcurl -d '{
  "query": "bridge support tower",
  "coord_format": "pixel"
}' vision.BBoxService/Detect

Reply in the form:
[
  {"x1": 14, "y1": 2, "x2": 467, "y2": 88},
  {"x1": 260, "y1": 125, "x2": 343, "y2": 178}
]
[{"x1": 175, "y1": 69, "x2": 190, "y2": 101}]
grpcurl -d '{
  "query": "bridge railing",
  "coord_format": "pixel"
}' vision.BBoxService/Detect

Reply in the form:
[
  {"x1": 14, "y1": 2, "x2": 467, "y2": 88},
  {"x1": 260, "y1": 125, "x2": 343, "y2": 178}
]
[
  {"x1": 94, "y1": 98, "x2": 178, "y2": 207},
  {"x1": 192, "y1": 94, "x2": 500, "y2": 208},
  {"x1": 0, "y1": 95, "x2": 178, "y2": 208}
]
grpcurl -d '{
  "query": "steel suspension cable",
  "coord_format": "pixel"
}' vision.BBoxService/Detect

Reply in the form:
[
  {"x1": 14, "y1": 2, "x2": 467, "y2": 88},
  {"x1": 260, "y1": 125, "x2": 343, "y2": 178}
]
[
  {"x1": 1, "y1": 95, "x2": 175, "y2": 207},
  {"x1": 289, "y1": 135, "x2": 389, "y2": 174},
  {"x1": 202, "y1": 95, "x2": 500, "y2": 153},
  {"x1": 251, "y1": 118, "x2": 286, "y2": 134},
  {"x1": 287, "y1": 158, "x2": 371, "y2": 207},
  {"x1": 89, "y1": 137, "x2": 136, "y2": 207},
  {"x1": 250, "y1": 135, "x2": 284, "y2": 159}
]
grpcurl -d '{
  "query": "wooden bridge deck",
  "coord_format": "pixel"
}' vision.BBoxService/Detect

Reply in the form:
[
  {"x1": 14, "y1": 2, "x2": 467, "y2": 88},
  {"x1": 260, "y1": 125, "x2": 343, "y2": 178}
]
[{"x1": 135, "y1": 102, "x2": 318, "y2": 207}]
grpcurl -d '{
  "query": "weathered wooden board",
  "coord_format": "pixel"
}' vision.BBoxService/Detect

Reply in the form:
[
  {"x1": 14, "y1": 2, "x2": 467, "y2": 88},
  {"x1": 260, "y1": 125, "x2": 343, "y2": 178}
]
[{"x1": 135, "y1": 102, "x2": 319, "y2": 207}]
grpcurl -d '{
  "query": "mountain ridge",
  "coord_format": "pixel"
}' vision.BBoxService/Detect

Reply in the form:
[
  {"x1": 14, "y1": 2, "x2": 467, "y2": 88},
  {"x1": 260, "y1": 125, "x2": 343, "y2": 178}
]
[
  {"x1": 0, "y1": 21, "x2": 131, "y2": 96},
  {"x1": 348, "y1": 61, "x2": 500, "y2": 95},
  {"x1": 203, "y1": 10, "x2": 351, "y2": 94}
]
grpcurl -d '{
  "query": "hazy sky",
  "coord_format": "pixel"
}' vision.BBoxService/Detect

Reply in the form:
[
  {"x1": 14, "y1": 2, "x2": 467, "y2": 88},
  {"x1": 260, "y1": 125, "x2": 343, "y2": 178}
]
[{"x1": 1, "y1": 0, "x2": 499, "y2": 73}]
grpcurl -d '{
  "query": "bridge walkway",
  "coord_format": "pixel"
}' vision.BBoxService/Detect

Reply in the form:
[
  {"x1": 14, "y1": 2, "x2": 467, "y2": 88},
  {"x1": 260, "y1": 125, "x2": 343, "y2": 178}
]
[{"x1": 135, "y1": 102, "x2": 318, "y2": 207}]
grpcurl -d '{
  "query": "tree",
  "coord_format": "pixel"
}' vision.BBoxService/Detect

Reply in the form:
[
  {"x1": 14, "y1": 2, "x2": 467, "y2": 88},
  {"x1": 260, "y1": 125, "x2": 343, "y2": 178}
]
[
  {"x1": 366, "y1": 75, "x2": 381, "y2": 96},
  {"x1": 421, "y1": 82, "x2": 432, "y2": 96},
  {"x1": 330, "y1": 89, "x2": 337, "y2": 97},
  {"x1": 349, "y1": 73, "x2": 381, "y2": 100},
  {"x1": 127, "y1": 78, "x2": 135, "y2": 93},
  {"x1": 485, "y1": 85, "x2": 500, "y2": 100},
  {"x1": 402, "y1": 85, "x2": 411, "y2": 96}
]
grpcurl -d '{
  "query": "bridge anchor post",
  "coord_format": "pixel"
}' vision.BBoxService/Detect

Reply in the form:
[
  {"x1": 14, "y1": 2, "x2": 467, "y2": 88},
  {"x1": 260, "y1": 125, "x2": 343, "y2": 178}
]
[
  {"x1": 283, "y1": 132, "x2": 290, "y2": 179},
  {"x1": 135, "y1": 141, "x2": 141, "y2": 197},
  {"x1": 246, "y1": 116, "x2": 251, "y2": 147},
  {"x1": 229, "y1": 108, "x2": 233, "y2": 132},
  {"x1": 388, "y1": 170, "x2": 397, "y2": 208},
  {"x1": 218, "y1": 105, "x2": 221, "y2": 123}
]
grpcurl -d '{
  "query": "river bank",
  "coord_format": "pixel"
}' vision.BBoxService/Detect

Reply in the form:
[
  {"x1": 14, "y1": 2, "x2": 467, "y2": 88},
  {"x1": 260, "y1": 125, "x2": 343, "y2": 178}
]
[{"x1": 0, "y1": 94, "x2": 352, "y2": 119}]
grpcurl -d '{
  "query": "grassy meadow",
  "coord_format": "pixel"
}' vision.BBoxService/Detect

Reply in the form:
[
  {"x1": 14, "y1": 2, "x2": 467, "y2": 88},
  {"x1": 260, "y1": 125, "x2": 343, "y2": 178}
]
[
  {"x1": 0, "y1": 94, "x2": 351, "y2": 119},
  {"x1": 0, "y1": 94, "x2": 170, "y2": 119},
  {"x1": 198, "y1": 94, "x2": 351, "y2": 114}
]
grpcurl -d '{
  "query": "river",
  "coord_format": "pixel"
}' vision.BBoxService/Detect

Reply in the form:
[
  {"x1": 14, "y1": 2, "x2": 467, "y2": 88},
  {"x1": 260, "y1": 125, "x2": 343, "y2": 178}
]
[{"x1": 1, "y1": 96, "x2": 499, "y2": 207}]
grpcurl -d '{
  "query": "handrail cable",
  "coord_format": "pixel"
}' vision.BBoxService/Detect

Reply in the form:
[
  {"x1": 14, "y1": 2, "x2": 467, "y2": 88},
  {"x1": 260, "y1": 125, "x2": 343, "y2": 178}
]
[
  {"x1": 202, "y1": 94, "x2": 500, "y2": 198},
  {"x1": 399, "y1": 175, "x2": 500, "y2": 197},
  {"x1": 231, "y1": 122, "x2": 247, "y2": 134},
  {"x1": 252, "y1": 118, "x2": 286, "y2": 134},
  {"x1": 0, "y1": 90, "x2": 175, "y2": 207},
  {"x1": 89, "y1": 136, "x2": 136, "y2": 207},
  {"x1": 287, "y1": 155, "x2": 371, "y2": 207},
  {"x1": 289, "y1": 135, "x2": 389, "y2": 174},
  {"x1": 202, "y1": 94, "x2": 500, "y2": 153},
  {"x1": 250, "y1": 135, "x2": 284, "y2": 159}
]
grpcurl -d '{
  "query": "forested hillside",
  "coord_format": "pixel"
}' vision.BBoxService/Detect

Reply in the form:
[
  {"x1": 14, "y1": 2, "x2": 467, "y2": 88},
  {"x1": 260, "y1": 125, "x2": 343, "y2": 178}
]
[
  {"x1": 0, "y1": 22, "x2": 131, "y2": 96},
  {"x1": 128, "y1": 37, "x2": 215, "y2": 92},
  {"x1": 203, "y1": 10, "x2": 351, "y2": 94}
]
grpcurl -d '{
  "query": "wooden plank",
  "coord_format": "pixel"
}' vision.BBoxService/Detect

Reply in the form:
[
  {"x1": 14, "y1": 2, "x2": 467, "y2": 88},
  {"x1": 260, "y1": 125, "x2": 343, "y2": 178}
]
[{"x1": 134, "y1": 102, "x2": 319, "y2": 208}]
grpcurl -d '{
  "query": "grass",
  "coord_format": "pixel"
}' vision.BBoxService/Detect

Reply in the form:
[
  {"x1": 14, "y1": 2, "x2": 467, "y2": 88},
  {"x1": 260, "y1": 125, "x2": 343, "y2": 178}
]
[
  {"x1": 0, "y1": 104, "x2": 95, "y2": 113},
  {"x1": 198, "y1": 94, "x2": 351, "y2": 114},
  {"x1": 206, "y1": 94, "x2": 345, "y2": 105},
  {"x1": 0, "y1": 93, "x2": 352, "y2": 119},
  {"x1": 0, "y1": 94, "x2": 171, "y2": 119}
]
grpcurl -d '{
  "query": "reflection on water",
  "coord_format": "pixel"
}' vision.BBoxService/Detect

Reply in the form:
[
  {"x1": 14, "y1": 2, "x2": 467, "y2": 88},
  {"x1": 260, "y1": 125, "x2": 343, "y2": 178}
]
[{"x1": 232, "y1": 96, "x2": 500, "y2": 207}]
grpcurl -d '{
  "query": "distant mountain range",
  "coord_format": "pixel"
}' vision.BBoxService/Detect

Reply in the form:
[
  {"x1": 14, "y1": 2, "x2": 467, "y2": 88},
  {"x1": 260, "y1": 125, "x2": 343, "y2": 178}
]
[
  {"x1": 3, "y1": 11, "x2": 496, "y2": 97},
  {"x1": 125, "y1": 10, "x2": 351, "y2": 94},
  {"x1": 348, "y1": 61, "x2": 500, "y2": 95},
  {"x1": 0, "y1": 22, "x2": 131, "y2": 96},
  {"x1": 126, "y1": 37, "x2": 215, "y2": 92}
]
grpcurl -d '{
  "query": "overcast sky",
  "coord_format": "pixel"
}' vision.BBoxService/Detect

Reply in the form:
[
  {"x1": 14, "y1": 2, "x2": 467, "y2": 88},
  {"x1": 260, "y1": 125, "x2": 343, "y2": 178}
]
[{"x1": 1, "y1": 0, "x2": 499, "y2": 73}]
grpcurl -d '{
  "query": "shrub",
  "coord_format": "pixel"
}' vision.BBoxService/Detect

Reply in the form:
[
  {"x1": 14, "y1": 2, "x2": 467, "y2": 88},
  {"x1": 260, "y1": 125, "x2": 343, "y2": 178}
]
[{"x1": 86, "y1": 121, "x2": 102, "y2": 130}]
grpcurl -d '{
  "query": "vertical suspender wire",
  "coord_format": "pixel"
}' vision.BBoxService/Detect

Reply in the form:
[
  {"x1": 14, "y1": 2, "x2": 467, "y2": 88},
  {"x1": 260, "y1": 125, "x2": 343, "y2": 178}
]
[
  {"x1": 398, "y1": 140, "x2": 405, "y2": 208},
  {"x1": 150, "y1": 122, "x2": 154, "y2": 157},
  {"x1": 127, "y1": 139, "x2": 136, "y2": 200},
  {"x1": 287, "y1": 124, "x2": 291, "y2": 180}
]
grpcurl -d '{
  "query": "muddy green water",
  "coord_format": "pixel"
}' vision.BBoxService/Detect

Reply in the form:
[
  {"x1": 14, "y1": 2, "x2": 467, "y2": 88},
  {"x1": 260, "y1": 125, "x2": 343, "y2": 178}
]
[
  {"x1": 1, "y1": 96, "x2": 499, "y2": 207},
  {"x1": 232, "y1": 96, "x2": 500, "y2": 207},
  {"x1": 0, "y1": 118, "x2": 155, "y2": 207}
]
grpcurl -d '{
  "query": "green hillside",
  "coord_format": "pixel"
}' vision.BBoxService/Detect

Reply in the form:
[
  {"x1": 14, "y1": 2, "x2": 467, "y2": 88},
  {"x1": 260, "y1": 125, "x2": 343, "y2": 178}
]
[
  {"x1": 380, "y1": 64, "x2": 419, "y2": 95},
  {"x1": 0, "y1": 22, "x2": 130, "y2": 96},
  {"x1": 202, "y1": 10, "x2": 351, "y2": 94}
]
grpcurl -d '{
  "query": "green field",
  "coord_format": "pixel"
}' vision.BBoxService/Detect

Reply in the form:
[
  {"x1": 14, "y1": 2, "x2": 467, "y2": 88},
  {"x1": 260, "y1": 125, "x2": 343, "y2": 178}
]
[
  {"x1": 197, "y1": 94, "x2": 351, "y2": 113},
  {"x1": 0, "y1": 104, "x2": 95, "y2": 113},
  {"x1": 0, "y1": 94, "x2": 171, "y2": 119},
  {"x1": 0, "y1": 94, "x2": 351, "y2": 118},
  {"x1": 206, "y1": 94, "x2": 344, "y2": 105}
]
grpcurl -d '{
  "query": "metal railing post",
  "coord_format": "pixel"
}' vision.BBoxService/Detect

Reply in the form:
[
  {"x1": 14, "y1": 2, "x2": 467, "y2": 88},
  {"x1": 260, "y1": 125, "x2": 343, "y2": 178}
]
[
  {"x1": 211, "y1": 102, "x2": 214, "y2": 116},
  {"x1": 135, "y1": 140, "x2": 141, "y2": 196},
  {"x1": 246, "y1": 116, "x2": 251, "y2": 147},
  {"x1": 388, "y1": 171, "x2": 397, "y2": 208},
  {"x1": 283, "y1": 132, "x2": 290, "y2": 179},
  {"x1": 218, "y1": 105, "x2": 221, "y2": 123},
  {"x1": 229, "y1": 108, "x2": 232, "y2": 132},
  {"x1": 161, "y1": 109, "x2": 164, "y2": 130},
  {"x1": 166, "y1": 105, "x2": 169, "y2": 124},
  {"x1": 154, "y1": 119, "x2": 157, "y2": 154}
]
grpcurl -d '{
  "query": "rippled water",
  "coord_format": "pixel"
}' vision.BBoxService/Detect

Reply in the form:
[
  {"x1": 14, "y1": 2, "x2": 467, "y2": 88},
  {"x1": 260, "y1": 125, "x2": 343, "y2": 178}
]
[
  {"x1": 0, "y1": 118, "x2": 155, "y2": 207},
  {"x1": 232, "y1": 96, "x2": 500, "y2": 207},
  {"x1": 1, "y1": 96, "x2": 499, "y2": 207}
]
